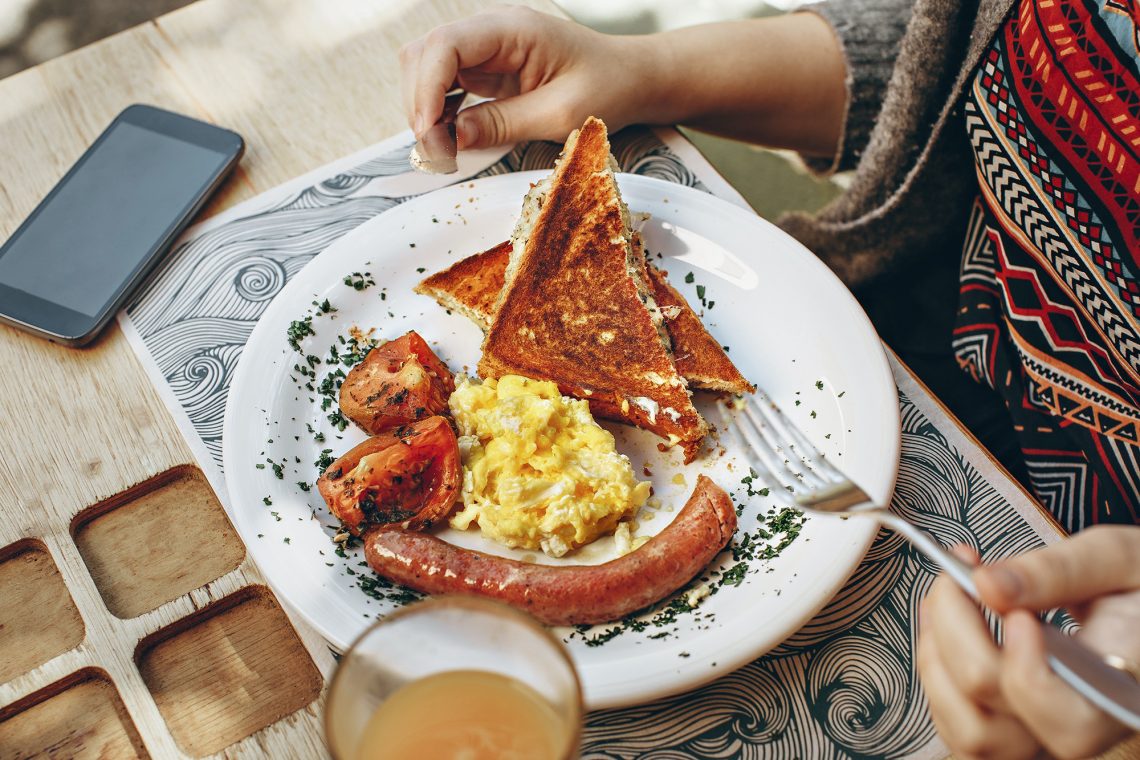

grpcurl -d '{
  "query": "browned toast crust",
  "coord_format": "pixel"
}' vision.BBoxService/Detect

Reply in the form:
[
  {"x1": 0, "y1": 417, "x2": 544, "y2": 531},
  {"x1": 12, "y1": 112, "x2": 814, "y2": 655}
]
[
  {"x1": 416, "y1": 241, "x2": 753, "y2": 395},
  {"x1": 644, "y1": 265, "x2": 755, "y2": 395},
  {"x1": 477, "y1": 117, "x2": 707, "y2": 460},
  {"x1": 414, "y1": 241, "x2": 510, "y2": 329}
]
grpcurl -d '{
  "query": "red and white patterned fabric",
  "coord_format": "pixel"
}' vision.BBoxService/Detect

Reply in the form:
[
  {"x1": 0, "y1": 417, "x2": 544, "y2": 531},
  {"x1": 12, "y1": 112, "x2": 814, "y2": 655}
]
[{"x1": 955, "y1": 0, "x2": 1140, "y2": 530}]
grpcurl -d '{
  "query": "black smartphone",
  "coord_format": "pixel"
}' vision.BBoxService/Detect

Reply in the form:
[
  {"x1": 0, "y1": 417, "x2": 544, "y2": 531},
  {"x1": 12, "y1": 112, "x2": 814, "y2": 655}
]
[{"x1": 0, "y1": 104, "x2": 244, "y2": 346}]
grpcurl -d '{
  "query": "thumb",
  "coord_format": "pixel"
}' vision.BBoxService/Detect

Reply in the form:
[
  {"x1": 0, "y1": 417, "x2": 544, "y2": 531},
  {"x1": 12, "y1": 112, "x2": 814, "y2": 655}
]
[
  {"x1": 456, "y1": 90, "x2": 575, "y2": 149},
  {"x1": 976, "y1": 526, "x2": 1140, "y2": 613}
]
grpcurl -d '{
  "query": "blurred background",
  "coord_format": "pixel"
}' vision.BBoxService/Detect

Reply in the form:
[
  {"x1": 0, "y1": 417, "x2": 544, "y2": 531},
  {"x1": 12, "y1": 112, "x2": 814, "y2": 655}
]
[{"x1": 0, "y1": 0, "x2": 840, "y2": 217}]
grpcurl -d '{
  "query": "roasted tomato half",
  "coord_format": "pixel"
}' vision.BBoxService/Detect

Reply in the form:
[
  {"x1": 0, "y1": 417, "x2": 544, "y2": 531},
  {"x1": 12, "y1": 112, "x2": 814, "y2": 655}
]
[
  {"x1": 340, "y1": 331, "x2": 455, "y2": 434},
  {"x1": 317, "y1": 416, "x2": 460, "y2": 534}
]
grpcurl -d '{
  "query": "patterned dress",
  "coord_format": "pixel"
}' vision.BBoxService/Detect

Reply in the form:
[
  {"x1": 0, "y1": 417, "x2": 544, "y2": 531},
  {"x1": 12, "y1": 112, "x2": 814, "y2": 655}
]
[{"x1": 955, "y1": 0, "x2": 1140, "y2": 531}]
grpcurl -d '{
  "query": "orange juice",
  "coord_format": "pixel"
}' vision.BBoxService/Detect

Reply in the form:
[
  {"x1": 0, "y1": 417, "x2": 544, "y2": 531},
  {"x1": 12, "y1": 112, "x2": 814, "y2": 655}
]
[{"x1": 351, "y1": 669, "x2": 571, "y2": 760}]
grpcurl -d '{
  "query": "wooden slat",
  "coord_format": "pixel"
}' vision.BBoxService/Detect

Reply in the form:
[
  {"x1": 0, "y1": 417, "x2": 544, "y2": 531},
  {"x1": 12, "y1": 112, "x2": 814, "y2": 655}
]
[{"x1": 149, "y1": 0, "x2": 555, "y2": 208}]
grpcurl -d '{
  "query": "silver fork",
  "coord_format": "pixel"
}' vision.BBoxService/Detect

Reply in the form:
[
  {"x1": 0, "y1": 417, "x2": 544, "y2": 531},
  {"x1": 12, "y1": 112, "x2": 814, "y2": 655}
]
[{"x1": 721, "y1": 394, "x2": 1140, "y2": 731}]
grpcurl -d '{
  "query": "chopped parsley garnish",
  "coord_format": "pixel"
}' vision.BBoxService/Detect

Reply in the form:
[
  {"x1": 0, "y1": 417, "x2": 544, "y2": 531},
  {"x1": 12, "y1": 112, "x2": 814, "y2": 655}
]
[
  {"x1": 720, "y1": 562, "x2": 748, "y2": 587},
  {"x1": 262, "y1": 496, "x2": 273, "y2": 506},
  {"x1": 684, "y1": 272, "x2": 695, "y2": 284},
  {"x1": 583, "y1": 627, "x2": 623, "y2": 647},
  {"x1": 341, "y1": 334, "x2": 377, "y2": 367},
  {"x1": 357, "y1": 572, "x2": 423, "y2": 607},
  {"x1": 344, "y1": 272, "x2": 375, "y2": 290},
  {"x1": 815, "y1": 380, "x2": 824, "y2": 390},
  {"x1": 315, "y1": 448, "x2": 335, "y2": 474},
  {"x1": 286, "y1": 317, "x2": 315, "y2": 351}
]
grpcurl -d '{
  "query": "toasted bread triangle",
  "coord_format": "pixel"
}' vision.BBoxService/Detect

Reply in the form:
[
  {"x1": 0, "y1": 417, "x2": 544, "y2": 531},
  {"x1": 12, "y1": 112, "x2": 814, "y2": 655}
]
[
  {"x1": 416, "y1": 240, "x2": 512, "y2": 328},
  {"x1": 416, "y1": 240, "x2": 754, "y2": 395},
  {"x1": 477, "y1": 117, "x2": 708, "y2": 460}
]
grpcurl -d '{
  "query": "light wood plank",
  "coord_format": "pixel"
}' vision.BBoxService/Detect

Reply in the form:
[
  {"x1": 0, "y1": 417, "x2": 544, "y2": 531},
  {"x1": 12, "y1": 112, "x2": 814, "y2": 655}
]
[{"x1": 151, "y1": 0, "x2": 558, "y2": 203}]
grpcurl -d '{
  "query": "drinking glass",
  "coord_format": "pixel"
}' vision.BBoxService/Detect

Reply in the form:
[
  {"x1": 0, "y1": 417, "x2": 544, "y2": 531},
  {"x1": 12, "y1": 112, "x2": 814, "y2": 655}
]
[{"x1": 325, "y1": 595, "x2": 583, "y2": 760}]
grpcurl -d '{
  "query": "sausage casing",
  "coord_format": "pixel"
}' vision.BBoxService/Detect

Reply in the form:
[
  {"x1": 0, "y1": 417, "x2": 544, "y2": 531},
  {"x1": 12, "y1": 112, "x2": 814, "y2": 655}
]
[{"x1": 363, "y1": 474, "x2": 737, "y2": 625}]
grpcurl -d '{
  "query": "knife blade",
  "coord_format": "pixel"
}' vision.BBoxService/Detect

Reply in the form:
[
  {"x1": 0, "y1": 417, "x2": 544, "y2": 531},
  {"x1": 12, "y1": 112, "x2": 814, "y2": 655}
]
[{"x1": 410, "y1": 89, "x2": 467, "y2": 175}]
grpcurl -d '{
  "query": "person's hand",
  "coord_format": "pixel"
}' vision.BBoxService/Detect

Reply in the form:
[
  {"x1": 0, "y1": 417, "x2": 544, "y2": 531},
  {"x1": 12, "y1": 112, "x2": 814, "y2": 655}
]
[
  {"x1": 399, "y1": 8, "x2": 847, "y2": 156},
  {"x1": 400, "y1": 6, "x2": 654, "y2": 149},
  {"x1": 917, "y1": 526, "x2": 1140, "y2": 759}
]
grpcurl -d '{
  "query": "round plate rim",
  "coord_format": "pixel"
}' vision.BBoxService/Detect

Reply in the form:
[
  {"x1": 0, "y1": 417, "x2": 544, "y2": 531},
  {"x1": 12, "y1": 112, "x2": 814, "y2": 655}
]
[{"x1": 222, "y1": 170, "x2": 898, "y2": 708}]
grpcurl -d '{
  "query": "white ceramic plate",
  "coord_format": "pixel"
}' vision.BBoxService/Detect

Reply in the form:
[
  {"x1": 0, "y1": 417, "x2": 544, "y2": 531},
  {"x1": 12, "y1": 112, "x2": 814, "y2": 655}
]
[{"x1": 222, "y1": 172, "x2": 899, "y2": 709}]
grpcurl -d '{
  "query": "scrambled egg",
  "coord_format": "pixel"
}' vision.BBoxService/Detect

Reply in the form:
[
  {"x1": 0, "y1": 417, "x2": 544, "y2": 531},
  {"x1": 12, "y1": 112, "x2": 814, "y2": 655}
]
[{"x1": 448, "y1": 374, "x2": 650, "y2": 557}]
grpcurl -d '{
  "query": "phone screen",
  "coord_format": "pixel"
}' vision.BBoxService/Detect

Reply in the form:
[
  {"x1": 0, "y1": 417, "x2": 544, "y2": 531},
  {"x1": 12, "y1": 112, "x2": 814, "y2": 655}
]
[{"x1": 0, "y1": 118, "x2": 234, "y2": 319}]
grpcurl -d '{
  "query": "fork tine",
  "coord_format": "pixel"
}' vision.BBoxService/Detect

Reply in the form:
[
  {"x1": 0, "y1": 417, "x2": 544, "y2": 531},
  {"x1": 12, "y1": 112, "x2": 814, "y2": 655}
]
[
  {"x1": 750, "y1": 395, "x2": 845, "y2": 483},
  {"x1": 740, "y1": 401, "x2": 830, "y2": 491},
  {"x1": 717, "y1": 403, "x2": 800, "y2": 495}
]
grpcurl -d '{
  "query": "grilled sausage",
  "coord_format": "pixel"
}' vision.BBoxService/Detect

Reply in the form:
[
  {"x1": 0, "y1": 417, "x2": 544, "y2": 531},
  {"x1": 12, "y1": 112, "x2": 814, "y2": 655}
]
[{"x1": 363, "y1": 474, "x2": 737, "y2": 625}]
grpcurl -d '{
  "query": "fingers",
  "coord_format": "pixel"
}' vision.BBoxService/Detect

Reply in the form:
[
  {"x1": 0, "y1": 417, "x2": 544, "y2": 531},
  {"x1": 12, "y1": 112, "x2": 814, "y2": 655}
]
[
  {"x1": 951, "y1": 543, "x2": 981, "y2": 565},
  {"x1": 399, "y1": 39, "x2": 424, "y2": 131},
  {"x1": 409, "y1": 8, "x2": 547, "y2": 137},
  {"x1": 975, "y1": 526, "x2": 1140, "y2": 613},
  {"x1": 923, "y1": 575, "x2": 1006, "y2": 709},
  {"x1": 455, "y1": 86, "x2": 577, "y2": 149},
  {"x1": 455, "y1": 70, "x2": 518, "y2": 101},
  {"x1": 917, "y1": 615, "x2": 1040, "y2": 760},
  {"x1": 1000, "y1": 610, "x2": 1133, "y2": 758}
]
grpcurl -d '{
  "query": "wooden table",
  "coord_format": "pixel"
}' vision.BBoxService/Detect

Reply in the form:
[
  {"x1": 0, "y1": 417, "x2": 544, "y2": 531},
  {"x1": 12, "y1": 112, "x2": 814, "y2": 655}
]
[
  {"x1": 0, "y1": 1, "x2": 554, "y2": 756},
  {"x1": 2, "y1": 1, "x2": 1137, "y2": 758}
]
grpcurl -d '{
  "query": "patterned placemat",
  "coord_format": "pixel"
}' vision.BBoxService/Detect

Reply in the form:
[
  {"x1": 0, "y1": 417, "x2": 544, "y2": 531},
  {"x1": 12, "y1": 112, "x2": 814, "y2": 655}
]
[{"x1": 120, "y1": 127, "x2": 1062, "y2": 759}]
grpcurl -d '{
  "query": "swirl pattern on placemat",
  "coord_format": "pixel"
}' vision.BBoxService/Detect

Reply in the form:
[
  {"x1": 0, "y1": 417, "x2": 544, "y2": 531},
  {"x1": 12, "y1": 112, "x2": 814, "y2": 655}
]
[
  {"x1": 578, "y1": 391, "x2": 1045, "y2": 759},
  {"x1": 125, "y1": 128, "x2": 1044, "y2": 759}
]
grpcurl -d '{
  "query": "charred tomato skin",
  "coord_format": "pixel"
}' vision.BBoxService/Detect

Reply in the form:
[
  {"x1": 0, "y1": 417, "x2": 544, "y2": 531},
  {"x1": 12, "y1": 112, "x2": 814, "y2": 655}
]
[
  {"x1": 317, "y1": 416, "x2": 460, "y2": 534},
  {"x1": 340, "y1": 331, "x2": 455, "y2": 434}
]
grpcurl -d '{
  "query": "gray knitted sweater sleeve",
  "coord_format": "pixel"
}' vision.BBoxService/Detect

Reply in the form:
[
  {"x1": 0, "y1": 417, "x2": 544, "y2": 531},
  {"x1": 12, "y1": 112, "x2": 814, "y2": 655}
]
[
  {"x1": 774, "y1": 0, "x2": 1006, "y2": 288},
  {"x1": 801, "y1": 0, "x2": 917, "y2": 174}
]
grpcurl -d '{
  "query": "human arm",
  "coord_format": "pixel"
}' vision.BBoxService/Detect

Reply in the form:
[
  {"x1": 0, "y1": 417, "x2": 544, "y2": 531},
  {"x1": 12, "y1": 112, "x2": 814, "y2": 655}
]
[
  {"x1": 917, "y1": 527, "x2": 1140, "y2": 759},
  {"x1": 399, "y1": 6, "x2": 847, "y2": 157}
]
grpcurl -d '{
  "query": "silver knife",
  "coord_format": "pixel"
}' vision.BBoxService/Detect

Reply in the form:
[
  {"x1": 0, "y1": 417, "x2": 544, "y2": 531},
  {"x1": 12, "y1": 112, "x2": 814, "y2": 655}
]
[{"x1": 410, "y1": 89, "x2": 466, "y2": 175}]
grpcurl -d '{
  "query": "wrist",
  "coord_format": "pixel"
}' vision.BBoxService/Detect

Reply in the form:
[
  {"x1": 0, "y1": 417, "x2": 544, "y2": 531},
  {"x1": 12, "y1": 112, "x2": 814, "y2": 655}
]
[{"x1": 616, "y1": 32, "x2": 686, "y2": 126}]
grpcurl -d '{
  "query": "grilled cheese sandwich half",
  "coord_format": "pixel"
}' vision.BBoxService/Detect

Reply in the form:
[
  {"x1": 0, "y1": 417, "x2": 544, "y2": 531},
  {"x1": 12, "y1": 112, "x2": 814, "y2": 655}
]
[{"x1": 476, "y1": 117, "x2": 710, "y2": 461}]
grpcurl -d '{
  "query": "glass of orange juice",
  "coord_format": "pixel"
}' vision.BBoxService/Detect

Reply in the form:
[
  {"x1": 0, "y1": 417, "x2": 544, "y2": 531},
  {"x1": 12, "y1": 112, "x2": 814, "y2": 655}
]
[{"x1": 325, "y1": 596, "x2": 583, "y2": 760}]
